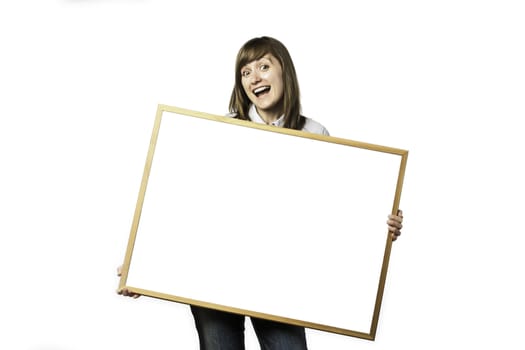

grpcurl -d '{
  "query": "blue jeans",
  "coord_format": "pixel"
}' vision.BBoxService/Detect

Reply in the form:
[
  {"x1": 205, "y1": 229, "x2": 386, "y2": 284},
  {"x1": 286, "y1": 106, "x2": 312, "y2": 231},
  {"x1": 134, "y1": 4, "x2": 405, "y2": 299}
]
[{"x1": 191, "y1": 306, "x2": 308, "y2": 350}]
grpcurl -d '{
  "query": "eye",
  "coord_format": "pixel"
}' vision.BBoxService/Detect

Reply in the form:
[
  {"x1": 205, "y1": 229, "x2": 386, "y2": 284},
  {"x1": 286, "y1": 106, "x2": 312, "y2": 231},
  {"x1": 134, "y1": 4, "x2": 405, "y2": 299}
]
[
  {"x1": 241, "y1": 70, "x2": 251, "y2": 77},
  {"x1": 260, "y1": 64, "x2": 270, "y2": 71}
]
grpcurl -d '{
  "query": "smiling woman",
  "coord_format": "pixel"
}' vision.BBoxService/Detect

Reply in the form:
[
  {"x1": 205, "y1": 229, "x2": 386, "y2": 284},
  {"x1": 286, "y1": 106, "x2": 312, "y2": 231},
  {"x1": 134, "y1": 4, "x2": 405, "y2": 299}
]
[
  {"x1": 240, "y1": 54, "x2": 285, "y2": 123},
  {"x1": 229, "y1": 36, "x2": 328, "y2": 133}
]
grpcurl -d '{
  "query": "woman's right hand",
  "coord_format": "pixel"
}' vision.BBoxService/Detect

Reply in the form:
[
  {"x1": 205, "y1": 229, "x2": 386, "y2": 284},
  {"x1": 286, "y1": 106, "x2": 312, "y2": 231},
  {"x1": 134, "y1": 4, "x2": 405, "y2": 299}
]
[{"x1": 116, "y1": 265, "x2": 140, "y2": 298}]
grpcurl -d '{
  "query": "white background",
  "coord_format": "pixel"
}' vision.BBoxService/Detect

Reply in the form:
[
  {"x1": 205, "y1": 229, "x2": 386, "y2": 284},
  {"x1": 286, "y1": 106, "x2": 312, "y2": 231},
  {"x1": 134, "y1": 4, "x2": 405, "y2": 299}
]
[{"x1": 1, "y1": 1, "x2": 524, "y2": 349}]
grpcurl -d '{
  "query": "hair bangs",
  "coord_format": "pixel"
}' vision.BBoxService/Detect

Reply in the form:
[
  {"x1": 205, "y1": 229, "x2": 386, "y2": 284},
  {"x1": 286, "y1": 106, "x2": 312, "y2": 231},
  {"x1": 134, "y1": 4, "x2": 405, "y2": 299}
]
[{"x1": 237, "y1": 38, "x2": 278, "y2": 70}]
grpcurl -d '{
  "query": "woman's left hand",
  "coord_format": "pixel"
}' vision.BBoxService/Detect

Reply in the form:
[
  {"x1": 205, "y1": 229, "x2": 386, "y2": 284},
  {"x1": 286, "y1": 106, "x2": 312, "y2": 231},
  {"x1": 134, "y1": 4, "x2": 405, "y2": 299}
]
[{"x1": 387, "y1": 209, "x2": 403, "y2": 241}]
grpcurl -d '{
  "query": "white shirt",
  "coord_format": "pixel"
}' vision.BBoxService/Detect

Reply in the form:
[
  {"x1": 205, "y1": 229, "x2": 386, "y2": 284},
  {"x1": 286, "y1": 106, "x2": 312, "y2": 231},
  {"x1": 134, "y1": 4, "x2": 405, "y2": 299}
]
[{"x1": 247, "y1": 104, "x2": 330, "y2": 136}]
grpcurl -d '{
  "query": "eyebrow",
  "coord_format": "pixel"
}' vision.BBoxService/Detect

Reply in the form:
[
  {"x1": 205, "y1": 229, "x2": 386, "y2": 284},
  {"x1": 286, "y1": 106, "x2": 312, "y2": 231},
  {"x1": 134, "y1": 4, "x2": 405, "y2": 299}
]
[
  {"x1": 259, "y1": 55, "x2": 273, "y2": 63},
  {"x1": 241, "y1": 55, "x2": 274, "y2": 72}
]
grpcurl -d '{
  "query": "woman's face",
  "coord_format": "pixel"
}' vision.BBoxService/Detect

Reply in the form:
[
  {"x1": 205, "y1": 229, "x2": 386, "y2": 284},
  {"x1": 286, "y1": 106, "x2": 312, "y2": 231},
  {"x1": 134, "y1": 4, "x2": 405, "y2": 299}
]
[{"x1": 240, "y1": 54, "x2": 284, "y2": 119}]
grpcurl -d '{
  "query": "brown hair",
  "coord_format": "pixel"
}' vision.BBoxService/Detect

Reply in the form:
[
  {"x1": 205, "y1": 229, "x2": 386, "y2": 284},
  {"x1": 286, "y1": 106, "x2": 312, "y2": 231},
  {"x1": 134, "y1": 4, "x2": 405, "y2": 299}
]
[{"x1": 229, "y1": 36, "x2": 305, "y2": 130}]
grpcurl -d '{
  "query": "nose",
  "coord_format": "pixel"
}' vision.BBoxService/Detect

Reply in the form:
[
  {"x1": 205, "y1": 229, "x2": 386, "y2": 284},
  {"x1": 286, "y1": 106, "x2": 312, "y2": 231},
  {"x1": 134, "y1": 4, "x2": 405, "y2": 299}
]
[{"x1": 249, "y1": 70, "x2": 261, "y2": 84}]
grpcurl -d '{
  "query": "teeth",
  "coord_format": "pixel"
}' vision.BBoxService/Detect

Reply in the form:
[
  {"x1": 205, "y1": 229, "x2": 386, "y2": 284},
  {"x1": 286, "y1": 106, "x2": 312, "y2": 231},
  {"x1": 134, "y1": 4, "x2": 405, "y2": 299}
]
[{"x1": 253, "y1": 86, "x2": 270, "y2": 95}]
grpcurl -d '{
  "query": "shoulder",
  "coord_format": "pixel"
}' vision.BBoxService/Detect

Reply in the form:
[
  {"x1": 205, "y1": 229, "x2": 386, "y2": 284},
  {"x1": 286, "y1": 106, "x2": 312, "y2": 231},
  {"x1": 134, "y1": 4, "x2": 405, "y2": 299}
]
[{"x1": 301, "y1": 117, "x2": 330, "y2": 136}]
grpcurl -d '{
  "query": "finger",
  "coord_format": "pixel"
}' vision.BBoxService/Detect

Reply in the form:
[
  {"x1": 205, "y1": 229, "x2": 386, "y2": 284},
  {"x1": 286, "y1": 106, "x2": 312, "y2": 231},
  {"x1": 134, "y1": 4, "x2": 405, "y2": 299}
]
[
  {"x1": 388, "y1": 228, "x2": 401, "y2": 236},
  {"x1": 387, "y1": 218, "x2": 403, "y2": 230},
  {"x1": 397, "y1": 209, "x2": 403, "y2": 217},
  {"x1": 118, "y1": 287, "x2": 129, "y2": 296},
  {"x1": 390, "y1": 229, "x2": 401, "y2": 240},
  {"x1": 117, "y1": 265, "x2": 122, "y2": 277},
  {"x1": 388, "y1": 213, "x2": 403, "y2": 223},
  {"x1": 118, "y1": 287, "x2": 141, "y2": 298}
]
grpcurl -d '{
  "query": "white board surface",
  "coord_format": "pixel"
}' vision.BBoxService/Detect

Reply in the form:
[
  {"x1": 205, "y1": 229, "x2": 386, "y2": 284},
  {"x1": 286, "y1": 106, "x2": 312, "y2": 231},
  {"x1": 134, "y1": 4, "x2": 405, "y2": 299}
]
[{"x1": 120, "y1": 105, "x2": 407, "y2": 339}]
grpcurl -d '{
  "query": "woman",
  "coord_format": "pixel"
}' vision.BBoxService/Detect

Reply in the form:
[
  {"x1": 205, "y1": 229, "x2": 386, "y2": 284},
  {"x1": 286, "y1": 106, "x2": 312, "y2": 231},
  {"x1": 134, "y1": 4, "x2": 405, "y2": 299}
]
[
  {"x1": 118, "y1": 36, "x2": 404, "y2": 350},
  {"x1": 189, "y1": 36, "x2": 404, "y2": 350},
  {"x1": 228, "y1": 36, "x2": 329, "y2": 134}
]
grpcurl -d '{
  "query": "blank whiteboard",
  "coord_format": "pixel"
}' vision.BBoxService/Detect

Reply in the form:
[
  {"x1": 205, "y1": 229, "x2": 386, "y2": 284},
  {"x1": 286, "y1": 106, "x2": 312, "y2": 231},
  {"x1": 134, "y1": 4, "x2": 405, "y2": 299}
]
[{"x1": 119, "y1": 104, "x2": 408, "y2": 340}]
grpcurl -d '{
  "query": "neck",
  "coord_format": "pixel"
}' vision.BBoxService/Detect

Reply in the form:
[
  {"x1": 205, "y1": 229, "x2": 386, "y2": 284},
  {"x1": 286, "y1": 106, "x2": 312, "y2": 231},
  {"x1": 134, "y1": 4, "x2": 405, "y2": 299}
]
[{"x1": 256, "y1": 103, "x2": 283, "y2": 125}]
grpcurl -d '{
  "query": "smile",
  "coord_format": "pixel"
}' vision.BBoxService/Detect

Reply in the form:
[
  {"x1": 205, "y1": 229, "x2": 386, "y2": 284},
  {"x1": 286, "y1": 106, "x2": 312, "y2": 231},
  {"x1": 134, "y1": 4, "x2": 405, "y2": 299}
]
[{"x1": 253, "y1": 86, "x2": 270, "y2": 97}]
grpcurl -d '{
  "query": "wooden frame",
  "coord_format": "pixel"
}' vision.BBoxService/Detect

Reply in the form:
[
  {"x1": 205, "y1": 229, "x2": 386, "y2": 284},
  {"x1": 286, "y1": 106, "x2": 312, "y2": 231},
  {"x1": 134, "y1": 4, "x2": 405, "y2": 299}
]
[{"x1": 119, "y1": 104, "x2": 408, "y2": 340}]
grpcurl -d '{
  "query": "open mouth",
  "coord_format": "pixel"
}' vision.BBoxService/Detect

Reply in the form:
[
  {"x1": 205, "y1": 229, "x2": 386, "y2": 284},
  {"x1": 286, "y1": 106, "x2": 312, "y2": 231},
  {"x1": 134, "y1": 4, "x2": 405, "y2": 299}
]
[{"x1": 253, "y1": 86, "x2": 270, "y2": 97}]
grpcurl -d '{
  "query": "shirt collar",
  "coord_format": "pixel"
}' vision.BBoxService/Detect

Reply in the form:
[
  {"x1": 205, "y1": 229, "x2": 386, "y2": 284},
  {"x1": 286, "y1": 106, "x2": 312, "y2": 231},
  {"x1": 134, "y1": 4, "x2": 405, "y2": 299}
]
[{"x1": 248, "y1": 104, "x2": 285, "y2": 127}]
